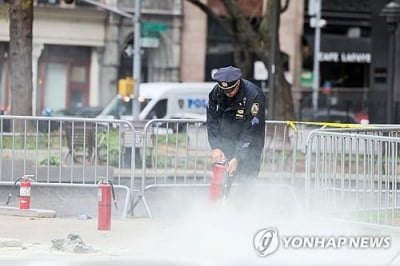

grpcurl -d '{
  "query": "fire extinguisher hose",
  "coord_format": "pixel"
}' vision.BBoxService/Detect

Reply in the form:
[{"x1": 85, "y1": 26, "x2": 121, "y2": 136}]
[
  {"x1": 223, "y1": 173, "x2": 235, "y2": 200},
  {"x1": 107, "y1": 180, "x2": 118, "y2": 210},
  {"x1": 216, "y1": 159, "x2": 235, "y2": 201},
  {"x1": 5, "y1": 177, "x2": 23, "y2": 205},
  {"x1": 110, "y1": 181, "x2": 118, "y2": 210}
]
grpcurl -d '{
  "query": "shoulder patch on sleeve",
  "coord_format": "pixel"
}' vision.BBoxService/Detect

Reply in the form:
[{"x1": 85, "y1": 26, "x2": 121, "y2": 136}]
[
  {"x1": 251, "y1": 117, "x2": 259, "y2": 125},
  {"x1": 251, "y1": 103, "x2": 259, "y2": 116}
]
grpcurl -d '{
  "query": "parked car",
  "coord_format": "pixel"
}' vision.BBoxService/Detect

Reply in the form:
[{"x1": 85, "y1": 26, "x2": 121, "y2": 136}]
[
  {"x1": 38, "y1": 106, "x2": 103, "y2": 133},
  {"x1": 54, "y1": 106, "x2": 104, "y2": 118},
  {"x1": 299, "y1": 108, "x2": 360, "y2": 124}
]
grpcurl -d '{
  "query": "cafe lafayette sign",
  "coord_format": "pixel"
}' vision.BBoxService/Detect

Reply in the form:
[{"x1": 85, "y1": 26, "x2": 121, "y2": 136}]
[{"x1": 318, "y1": 51, "x2": 371, "y2": 63}]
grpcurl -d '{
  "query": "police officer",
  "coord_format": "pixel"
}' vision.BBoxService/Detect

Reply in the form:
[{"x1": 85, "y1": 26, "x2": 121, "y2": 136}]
[{"x1": 207, "y1": 66, "x2": 265, "y2": 181}]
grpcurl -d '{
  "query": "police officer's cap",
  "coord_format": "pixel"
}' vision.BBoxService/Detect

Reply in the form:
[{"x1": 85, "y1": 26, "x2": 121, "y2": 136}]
[{"x1": 213, "y1": 66, "x2": 242, "y2": 90}]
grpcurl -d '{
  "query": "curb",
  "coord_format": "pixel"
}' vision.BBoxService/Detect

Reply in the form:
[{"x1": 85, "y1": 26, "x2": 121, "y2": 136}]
[{"x1": 0, "y1": 206, "x2": 56, "y2": 218}]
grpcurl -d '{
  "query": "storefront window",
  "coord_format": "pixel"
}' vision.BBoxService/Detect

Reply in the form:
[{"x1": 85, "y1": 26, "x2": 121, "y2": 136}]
[
  {"x1": 70, "y1": 66, "x2": 87, "y2": 83},
  {"x1": 45, "y1": 63, "x2": 67, "y2": 111}
]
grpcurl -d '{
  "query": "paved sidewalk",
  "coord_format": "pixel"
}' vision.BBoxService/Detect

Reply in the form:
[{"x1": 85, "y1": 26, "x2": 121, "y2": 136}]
[
  {"x1": 1, "y1": 205, "x2": 400, "y2": 265},
  {"x1": 0, "y1": 215, "x2": 192, "y2": 265}
]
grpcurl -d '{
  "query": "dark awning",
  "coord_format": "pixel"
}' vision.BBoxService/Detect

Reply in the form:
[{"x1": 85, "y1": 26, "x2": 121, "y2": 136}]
[{"x1": 305, "y1": 34, "x2": 371, "y2": 53}]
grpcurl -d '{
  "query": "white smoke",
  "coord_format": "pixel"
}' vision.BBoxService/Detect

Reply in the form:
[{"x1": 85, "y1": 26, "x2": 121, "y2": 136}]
[{"x1": 135, "y1": 183, "x2": 400, "y2": 265}]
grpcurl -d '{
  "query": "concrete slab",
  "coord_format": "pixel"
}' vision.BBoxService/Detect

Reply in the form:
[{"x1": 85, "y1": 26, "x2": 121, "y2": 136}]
[
  {"x1": 0, "y1": 206, "x2": 56, "y2": 218},
  {"x1": 0, "y1": 238, "x2": 22, "y2": 248}
]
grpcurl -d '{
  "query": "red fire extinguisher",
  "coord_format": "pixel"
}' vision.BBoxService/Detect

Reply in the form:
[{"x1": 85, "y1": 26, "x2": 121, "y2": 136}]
[
  {"x1": 97, "y1": 180, "x2": 117, "y2": 231},
  {"x1": 208, "y1": 162, "x2": 227, "y2": 202},
  {"x1": 18, "y1": 175, "x2": 34, "y2": 210}
]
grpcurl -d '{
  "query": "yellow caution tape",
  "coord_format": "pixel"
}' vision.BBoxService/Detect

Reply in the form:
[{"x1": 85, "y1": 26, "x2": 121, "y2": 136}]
[{"x1": 286, "y1": 121, "x2": 373, "y2": 133}]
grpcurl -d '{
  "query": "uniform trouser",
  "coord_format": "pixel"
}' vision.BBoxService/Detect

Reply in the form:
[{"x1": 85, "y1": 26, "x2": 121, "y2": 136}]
[
  {"x1": 224, "y1": 163, "x2": 260, "y2": 199},
  {"x1": 225, "y1": 175, "x2": 260, "y2": 212},
  {"x1": 223, "y1": 148, "x2": 261, "y2": 198},
  {"x1": 223, "y1": 145, "x2": 262, "y2": 181}
]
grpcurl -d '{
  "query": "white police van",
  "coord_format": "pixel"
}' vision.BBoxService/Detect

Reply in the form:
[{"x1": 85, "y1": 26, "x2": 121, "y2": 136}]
[{"x1": 97, "y1": 82, "x2": 215, "y2": 121}]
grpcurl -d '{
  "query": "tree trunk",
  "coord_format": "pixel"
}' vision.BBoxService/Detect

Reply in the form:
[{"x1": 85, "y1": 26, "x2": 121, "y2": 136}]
[
  {"x1": 232, "y1": 25, "x2": 253, "y2": 77},
  {"x1": 275, "y1": 51, "x2": 295, "y2": 120},
  {"x1": 9, "y1": 0, "x2": 33, "y2": 118},
  {"x1": 273, "y1": 1, "x2": 294, "y2": 120}
]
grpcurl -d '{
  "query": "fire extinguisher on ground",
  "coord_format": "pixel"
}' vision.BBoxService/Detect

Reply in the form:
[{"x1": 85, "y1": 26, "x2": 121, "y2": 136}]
[
  {"x1": 97, "y1": 179, "x2": 118, "y2": 231},
  {"x1": 6, "y1": 175, "x2": 35, "y2": 209}
]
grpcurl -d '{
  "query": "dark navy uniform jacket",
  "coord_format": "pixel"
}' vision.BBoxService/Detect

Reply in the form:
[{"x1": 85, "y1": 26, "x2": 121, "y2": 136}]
[{"x1": 207, "y1": 79, "x2": 265, "y2": 179}]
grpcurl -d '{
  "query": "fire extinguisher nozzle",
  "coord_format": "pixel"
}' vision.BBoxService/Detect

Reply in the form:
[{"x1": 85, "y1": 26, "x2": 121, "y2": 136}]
[{"x1": 5, "y1": 193, "x2": 11, "y2": 205}]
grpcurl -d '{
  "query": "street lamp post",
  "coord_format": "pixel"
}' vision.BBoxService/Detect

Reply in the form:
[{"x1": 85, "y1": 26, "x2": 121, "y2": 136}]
[
  {"x1": 268, "y1": 0, "x2": 279, "y2": 120},
  {"x1": 311, "y1": 0, "x2": 322, "y2": 113},
  {"x1": 308, "y1": 0, "x2": 326, "y2": 113},
  {"x1": 380, "y1": 1, "x2": 400, "y2": 124},
  {"x1": 132, "y1": 0, "x2": 142, "y2": 120}
]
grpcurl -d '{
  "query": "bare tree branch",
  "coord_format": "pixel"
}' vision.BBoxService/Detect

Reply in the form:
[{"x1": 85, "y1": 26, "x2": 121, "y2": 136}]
[
  {"x1": 185, "y1": 0, "x2": 233, "y2": 35},
  {"x1": 280, "y1": 0, "x2": 290, "y2": 13},
  {"x1": 220, "y1": 0, "x2": 267, "y2": 57}
]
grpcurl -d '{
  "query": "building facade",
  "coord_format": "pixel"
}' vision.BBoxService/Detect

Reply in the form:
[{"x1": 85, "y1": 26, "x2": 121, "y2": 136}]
[
  {"x1": 0, "y1": 0, "x2": 195, "y2": 114},
  {"x1": 0, "y1": 0, "x2": 305, "y2": 118},
  {"x1": 0, "y1": 1, "x2": 106, "y2": 114},
  {"x1": 301, "y1": 0, "x2": 372, "y2": 119},
  {"x1": 301, "y1": 0, "x2": 400, "y2": 124},
  {"x1": 368, "y1": 0, "x2": 400, "y2": 124},
  {"x1": 3, "y1": 0, "x2": 386, "y2": 122}
]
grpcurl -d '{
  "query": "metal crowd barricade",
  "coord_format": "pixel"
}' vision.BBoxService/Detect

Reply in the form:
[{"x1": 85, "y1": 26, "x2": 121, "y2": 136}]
[
  {"x1": 259, "y1": 121, "x2": 318, "y2": 184},
  {"x1": 0, "y1": 115, "x2": 137, "y2": 218},
  {"x1": 126, "y1": 118, "x2": 209, "y2": 217},
  {"x1": 132, "y1": 119, "x2": 318, "y2": 217},
  {"x1": 305, "y1": 126, "x2": 400, "y2": 227}
]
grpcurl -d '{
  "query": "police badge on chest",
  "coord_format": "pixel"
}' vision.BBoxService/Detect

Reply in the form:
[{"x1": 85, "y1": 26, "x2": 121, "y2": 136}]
[{"x1": 235, "y1": 109, "x2": 245, "y2": 119}]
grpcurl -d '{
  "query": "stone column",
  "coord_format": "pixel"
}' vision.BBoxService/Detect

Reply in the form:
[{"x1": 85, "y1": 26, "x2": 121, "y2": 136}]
[
  {"x1": 90, "y1": 48, "x2": 100, "y2": 106},
  {"x1": 181, "y1": 0, "x2": 207, "y2": 81},
  {"x1": 32, "y1": 43, "x2": 44, "y2": 116},
  {"x1": 98, "y1": 13, "x2": 120, "y2": 106}
]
